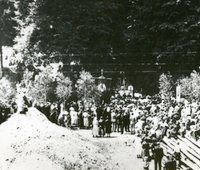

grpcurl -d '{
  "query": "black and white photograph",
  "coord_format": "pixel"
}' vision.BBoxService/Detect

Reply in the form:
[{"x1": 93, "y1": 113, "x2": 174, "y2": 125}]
[{"x1": 0, "y1": 0, "x2": 200, "y2": 169}]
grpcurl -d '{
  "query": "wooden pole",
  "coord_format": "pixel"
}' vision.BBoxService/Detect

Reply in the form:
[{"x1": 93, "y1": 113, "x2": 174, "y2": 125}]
[
  {"x1": 0, "y1": 2, "x2": 4, "y2": 79},
  {"x1": 0, "y1": 41, "x2": 3, "y2": 78}
]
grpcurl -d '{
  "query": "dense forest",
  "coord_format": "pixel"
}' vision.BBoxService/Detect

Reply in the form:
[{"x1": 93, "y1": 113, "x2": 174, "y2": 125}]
[{"x1": 1, "y1": 0, "x2": 200, "y2": 93}]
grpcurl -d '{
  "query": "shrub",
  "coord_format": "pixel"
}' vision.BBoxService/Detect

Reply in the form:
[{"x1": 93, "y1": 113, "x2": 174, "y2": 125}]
[
  {"x1": 56, "y1": 73, "x2": 72, "y2": 102},
  {"x1": 24, "y1": 66, "x2": 56, "y2": 103},
  {"x1": 0, "y1": 77, "x2": 16, "y2": 104},
  {"x1": 76, "y1": 71, "x2": 101, "y2": 105},
  {"x1": 179, "y1": 70, "x2": 200, "y2": 101},
  {"x1": 159, "y1": 73, "x2": 173, "y2": 102}
]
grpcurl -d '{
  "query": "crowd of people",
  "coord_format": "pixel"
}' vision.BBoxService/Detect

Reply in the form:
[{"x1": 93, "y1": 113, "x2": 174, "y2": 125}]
[
  {"x1": 33, "y1": 90, "x2": 200, "y2": 170},
  {"x1": 0, "y1": 87, "x2": 199, "y2": 170},
  {"x1": 34, "y1": 93, "x2": 200, "y2": 140}
]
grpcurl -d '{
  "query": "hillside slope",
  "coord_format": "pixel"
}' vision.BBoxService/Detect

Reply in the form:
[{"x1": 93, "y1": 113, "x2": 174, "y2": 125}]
[{"x1": 0, "y1": 107, "x2": 119, "y2": 170}]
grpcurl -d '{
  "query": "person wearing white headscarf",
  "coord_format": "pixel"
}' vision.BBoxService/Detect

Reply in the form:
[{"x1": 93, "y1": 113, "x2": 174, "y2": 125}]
[
  {"x1": 83, "y1": 110, "x2": 89, "y2": 128},
  {"x1": 92, "y1": 117, "x2": 99, "y2": 137}
]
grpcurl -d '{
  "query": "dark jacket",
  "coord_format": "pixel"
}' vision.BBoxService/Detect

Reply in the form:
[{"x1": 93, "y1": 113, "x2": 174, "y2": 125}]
[
  {"x1": 164, "y1": 159, "x2": 176, "y2": 170},
  {"x1": 153, "y1": 146, "x2": 164, "y2": 160}
]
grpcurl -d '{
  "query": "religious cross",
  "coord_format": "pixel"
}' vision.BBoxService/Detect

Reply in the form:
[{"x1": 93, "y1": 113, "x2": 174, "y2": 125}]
[{"x1": 94, "y1": 69, "x2": 112, "y2": 81}]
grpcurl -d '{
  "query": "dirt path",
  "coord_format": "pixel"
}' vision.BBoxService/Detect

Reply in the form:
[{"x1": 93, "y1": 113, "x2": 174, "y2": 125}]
[
  {"x1": 0, "y1": 108, "x2": 154, "y2": 170},
  {"x1": 75, "y1": 130, "x2": 153, "y2": 170}
]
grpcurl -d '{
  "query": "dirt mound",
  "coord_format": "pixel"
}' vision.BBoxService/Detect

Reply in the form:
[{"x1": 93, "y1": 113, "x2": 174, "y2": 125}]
[{"x1": 0, "y1": 107, "x2": 115, "y2": 170}]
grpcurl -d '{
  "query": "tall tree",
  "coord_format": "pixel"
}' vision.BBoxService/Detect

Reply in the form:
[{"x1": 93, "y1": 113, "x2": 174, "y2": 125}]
[
  {"x1": 26, "y1": 0, "x2": 127, "y2": 64},
  {"x1": 16, "y1": 0, "x2": 35, "y2": 23},
  {"x1": 127, "y1": 0, "x2": 200, "y2": 64},
  {"x1": 0, "y1": 0, "x2": 18, "y2": 77}
]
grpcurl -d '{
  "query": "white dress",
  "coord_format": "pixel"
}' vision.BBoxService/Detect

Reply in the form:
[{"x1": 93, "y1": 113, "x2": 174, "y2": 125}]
[
  {"x1": 58, "y1": 103, "x2": 65, "y2": 125},
  {"x1": 92, "y1": 118, "x2": 99, "y2": 137},
  {"x1": 70, "y1": 110, "x2": 78, "y2": 125},
  {"x1": 83, "y1": 112, "x2": 89, "y2": 127}
]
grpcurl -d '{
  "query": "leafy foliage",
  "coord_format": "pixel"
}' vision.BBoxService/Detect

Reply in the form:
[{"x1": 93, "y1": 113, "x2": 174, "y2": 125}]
[
  {"x1": 56, "y1": 73, "x2": 72, "y2": 102},
  {"x1": 26, "y1": 0, "x2": 127, "y2": 64},
  {"x1": 159, "y1": 73, "x2": 173, "y2": 102},
  {"x1": 0, "y1": 0, "x2": 19, "y2": 46},
  {"x1": 0, "y1": 77, "x2": 16, "y2": 103},
  {"x1": 76, "y1": 71, "x2": 101, "y2": 104},
  {"x1": 9, "y1": 0, "x2": 200, "y2": 97},
  {"x1": 16, "y1": 0, "x2": 35, "y2": 23},
  {"x1": 0, "y1": 0, "x2": 19, "y2": 77},
  {"x1": 23, "y1": 66, "x2": 72, "y2": 104},
  {"x1": 24, "y1": 66, "x2": 56, "y2": 103},
  {"x1": 179, "y1": 70, "x2": 200, "y2": 101},
  {"x1": 127, "y1": 0, "x2": 200, "y2": 63},
  {"x1": 8, "y1": 0, "x2": 200, "y2": 65}
]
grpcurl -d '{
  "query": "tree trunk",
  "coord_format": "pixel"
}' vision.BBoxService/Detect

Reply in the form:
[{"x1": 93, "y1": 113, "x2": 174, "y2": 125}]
[{"x1": 0, "y1": 41, "x2": 3, "y2": 78}]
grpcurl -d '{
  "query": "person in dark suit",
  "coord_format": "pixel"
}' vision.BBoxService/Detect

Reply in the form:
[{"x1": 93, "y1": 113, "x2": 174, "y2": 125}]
[
  {"x1": 152, "y1": 143, "x2": 164, "y2": 170},
  {"x1": 105, "y1": 116, "x2": 112, "y2": 137},
  {"x1": 99, "y1": 116, "x2": 105, "y2": 137},
  {"x1": 164, "y1": 155, "x2": 176, "y2": 170},
  {"x1": 96, "y1": 106, "x2": 103, "y2": 120},
  {"x1": 120, "y1": 113, "x2": 125, "y2": 134},
  {"x1": 116, "y1": 111, "x2": 121, "y2": 132},
  {"x1": 142, "y1": 138, "x2": 150, "y2": 162}
]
